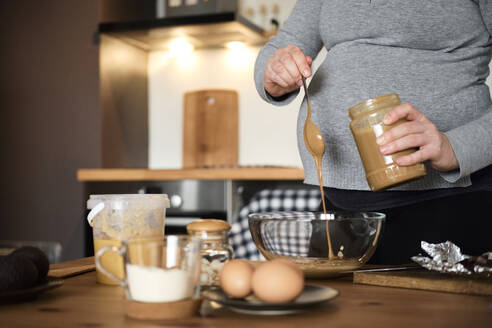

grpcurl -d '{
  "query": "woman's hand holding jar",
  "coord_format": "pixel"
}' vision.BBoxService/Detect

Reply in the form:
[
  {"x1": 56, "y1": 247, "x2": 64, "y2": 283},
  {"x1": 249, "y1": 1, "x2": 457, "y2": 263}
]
[{"x1": 377, "y1": 104, "x2": 459, "y2": 172}]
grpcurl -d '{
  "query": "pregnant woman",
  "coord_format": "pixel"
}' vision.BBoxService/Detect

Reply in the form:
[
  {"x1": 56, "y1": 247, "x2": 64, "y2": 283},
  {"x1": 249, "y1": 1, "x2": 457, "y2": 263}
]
[{"x1": 254, "y1": 0, "x2": 492, "y2": 263}]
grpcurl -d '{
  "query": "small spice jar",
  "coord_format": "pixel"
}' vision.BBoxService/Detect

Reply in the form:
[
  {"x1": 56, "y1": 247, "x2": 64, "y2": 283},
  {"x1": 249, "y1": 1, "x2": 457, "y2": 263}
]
[
  {"x1": 348, "y1": 94, "x2": 427, "y2": 191},
  {"x1": 186, "y1": 219, "x2": 234, "y2": 286}
]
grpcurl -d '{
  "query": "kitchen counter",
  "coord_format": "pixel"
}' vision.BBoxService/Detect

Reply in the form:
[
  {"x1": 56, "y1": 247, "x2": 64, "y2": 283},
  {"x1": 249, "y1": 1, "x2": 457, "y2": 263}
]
[
  {"x1": 77, "y1": 167, "x2": 305, "y2": 181},
  {"x1": 1, "y1": 258, "x2": 490, "y2": 327}
]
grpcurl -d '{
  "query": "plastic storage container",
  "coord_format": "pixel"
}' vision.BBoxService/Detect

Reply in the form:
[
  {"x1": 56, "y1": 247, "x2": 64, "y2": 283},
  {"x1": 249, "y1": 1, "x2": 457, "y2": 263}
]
[
  {"x1": 186, "y1": 219, "x2": 233, "y2": 286},
  {"x1": 348, "y1": 94, "x2": 426, "y2": 191},
  {"x1": 87, "y1": 194, "x2": 170, "y2": 285}
]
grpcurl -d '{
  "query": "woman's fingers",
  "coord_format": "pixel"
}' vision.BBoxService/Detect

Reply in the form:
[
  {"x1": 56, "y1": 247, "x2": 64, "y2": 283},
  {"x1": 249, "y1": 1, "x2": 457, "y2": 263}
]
[
  {"x1": 379, "y1": 133, "x2": 426, "y2": 155},
  {"x1": 267, "y1": 67, "x2": 289, "y2": 88},
  {"x1": 395, "y1": 147, "x2": 431, "y2": 166},
  {"x1": 286, "y1": 45, "x2": 312, "y2": 78},
  {"x1": 383, "y1": 103, "x2": 427, "y2": 125},
  {"x1": 376, "y1": 103, "x2": 459, "y2": 171},
  {"x1": 264, "y1": 45, "x2": 312, "y2": 97},
  {"x1": 271, "y1": 56, "x2": 297, "y2": 86},
  {"x1": 377, "y1": 121, "x2": 430, "y2": 146},
  {"x1": 278, "y1": 52, "x2": 303, "y2": 86},
  {"x1": 378, "y1": 104, "x2": 438, "y2": 156}
]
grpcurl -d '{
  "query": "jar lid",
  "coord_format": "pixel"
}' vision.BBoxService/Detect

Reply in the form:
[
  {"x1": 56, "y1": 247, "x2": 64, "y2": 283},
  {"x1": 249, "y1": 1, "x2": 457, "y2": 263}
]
[
  {"x1": 87, "y1": 194, "x2": 170, "y2": 210},
  {"x1": 186, "y1": 219, "x2": 231, "y2": 233},
  {"x1": 348, "y1": 93, "x2": 400, "y2": 120}
]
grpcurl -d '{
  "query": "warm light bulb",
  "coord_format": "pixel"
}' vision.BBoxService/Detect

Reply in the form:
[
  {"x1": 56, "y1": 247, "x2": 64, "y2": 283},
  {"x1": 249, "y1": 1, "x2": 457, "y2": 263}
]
[
  {"x1": 168, "y1": 38, "x2": 194, "y2": 57},
  {"x1": 225, "y1": 41, "x2": 254, "y2": 71},
  {"x1": 226, "y1": 41, "x2": 246, "y2": 51}
]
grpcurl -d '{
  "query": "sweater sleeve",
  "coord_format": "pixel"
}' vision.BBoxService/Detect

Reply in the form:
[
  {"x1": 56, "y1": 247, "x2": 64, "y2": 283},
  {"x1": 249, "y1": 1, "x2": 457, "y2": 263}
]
[
  {"x1": 440, "y1": 1, "x2": 492, "y2": 182},
  {"x1": 479, "y1": 0, "x2": 492, "y2": 35},
  {"x1": 254, "y1": 0, "x2": 323, "y2": 106},
  {"x1": 441, "y1": 107, "x2": 492, "y2": 182}
]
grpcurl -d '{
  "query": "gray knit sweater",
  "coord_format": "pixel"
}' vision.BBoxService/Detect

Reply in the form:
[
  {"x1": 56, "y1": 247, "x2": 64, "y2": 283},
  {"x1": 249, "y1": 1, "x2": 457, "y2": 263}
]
[{"x1": 254, "y1": 0, "x2": 492, "y2": 191}]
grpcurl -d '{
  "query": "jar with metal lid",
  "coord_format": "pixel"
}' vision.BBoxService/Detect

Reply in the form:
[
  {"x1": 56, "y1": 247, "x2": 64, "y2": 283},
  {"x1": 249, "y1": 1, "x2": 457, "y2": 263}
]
[
  {"x1": 348, "y1": 94, "x2": 427, "y2": 191},
  {"x1": 186, "y1": 219, "x2": 234, "y2": 286}
]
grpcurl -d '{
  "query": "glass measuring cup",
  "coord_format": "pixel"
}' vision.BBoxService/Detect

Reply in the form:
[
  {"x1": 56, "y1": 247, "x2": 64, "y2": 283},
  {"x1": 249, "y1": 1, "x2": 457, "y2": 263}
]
[
  {"x1": 95, "y1": 236, "x2": 202, "y2": 303},
  {"x1": 87, "y1": 194, "x2": 170, "y2": 285}
]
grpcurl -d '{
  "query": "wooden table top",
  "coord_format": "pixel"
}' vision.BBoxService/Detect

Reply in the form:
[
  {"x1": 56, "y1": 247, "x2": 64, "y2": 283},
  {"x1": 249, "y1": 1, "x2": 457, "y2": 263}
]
[{"x1": 1, "y1": 258, "x2": 491, "y2": 328}]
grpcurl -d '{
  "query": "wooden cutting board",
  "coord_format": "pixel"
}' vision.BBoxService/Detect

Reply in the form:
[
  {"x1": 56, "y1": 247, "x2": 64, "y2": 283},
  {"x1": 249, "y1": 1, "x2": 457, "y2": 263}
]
[
  {"x1": 48, "y1": 257, "x2": 95, "y2": 279},
  {"x1": 183, "y1": 89, "x2": 238, "y2": 168},
  {"x1": 353, "y1": 269, "x2": 492, "y2": 296}
]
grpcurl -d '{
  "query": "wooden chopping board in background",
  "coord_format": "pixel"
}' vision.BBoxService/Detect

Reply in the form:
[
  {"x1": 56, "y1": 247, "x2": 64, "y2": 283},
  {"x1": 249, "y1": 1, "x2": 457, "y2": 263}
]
[
  {"x1": 354, "y1": 269, "x2": 492, "y2": 296},
  {"x1": 48, "y1": 257, "x2": 95, "y2": 278},
  {"x1": 183, "y1": 89, "x2": 238, "y2": 168}
]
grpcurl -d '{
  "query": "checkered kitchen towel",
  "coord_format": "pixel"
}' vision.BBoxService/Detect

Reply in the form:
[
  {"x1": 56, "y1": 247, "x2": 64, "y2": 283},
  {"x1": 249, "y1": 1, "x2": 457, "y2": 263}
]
[{"x1": 229, "y1": 189, "x2": 322, "y2": 260}]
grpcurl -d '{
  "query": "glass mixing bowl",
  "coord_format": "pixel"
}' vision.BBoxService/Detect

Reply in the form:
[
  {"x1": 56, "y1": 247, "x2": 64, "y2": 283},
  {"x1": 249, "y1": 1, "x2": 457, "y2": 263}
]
[{"x1": 248, "y1": 211, "x2": 385, "y2": 278}]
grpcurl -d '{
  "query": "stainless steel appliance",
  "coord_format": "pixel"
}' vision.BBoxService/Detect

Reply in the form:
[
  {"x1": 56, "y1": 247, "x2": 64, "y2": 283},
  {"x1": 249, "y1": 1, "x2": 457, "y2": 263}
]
[
  {"x1": 99, "y1": 0, "x2": 265, "y2": 51},
  {"x1": 146, "y1": 180, "x2": 228, "y2": 229}
]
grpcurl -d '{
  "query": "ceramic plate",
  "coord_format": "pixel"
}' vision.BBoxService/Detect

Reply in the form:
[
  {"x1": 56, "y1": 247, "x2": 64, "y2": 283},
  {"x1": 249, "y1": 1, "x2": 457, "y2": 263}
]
[
  {"x1": 202, "y1": 284, "x2": 339, "y2": 315},
  {"x1": 0, "y1": 277, "x2": 64, "y2": 304}
]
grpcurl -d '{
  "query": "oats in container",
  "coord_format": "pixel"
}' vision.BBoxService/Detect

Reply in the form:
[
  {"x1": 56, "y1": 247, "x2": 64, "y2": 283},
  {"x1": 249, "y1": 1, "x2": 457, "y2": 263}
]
[{"x1": 186, "y1": 219, "x2": 233, "y2": 286}]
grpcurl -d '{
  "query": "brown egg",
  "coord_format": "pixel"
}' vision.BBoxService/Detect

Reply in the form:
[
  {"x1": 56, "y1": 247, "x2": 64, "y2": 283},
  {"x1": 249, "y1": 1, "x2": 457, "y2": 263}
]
[
  {"x1": 219, "y1": 259, "x2": 254, "y2": 298},
  {"x1": 273, "y1": 259, "x2": 303, "y2": 275},
  {"x1": 251, "y1": 259, "x2": 304, "y2": 303}
]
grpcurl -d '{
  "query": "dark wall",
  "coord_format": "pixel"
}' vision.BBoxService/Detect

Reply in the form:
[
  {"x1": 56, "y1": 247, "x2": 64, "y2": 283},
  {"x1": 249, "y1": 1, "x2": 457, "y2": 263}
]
[{"x1": 0, "y1": 0, "x2": 101, "y2": 261}]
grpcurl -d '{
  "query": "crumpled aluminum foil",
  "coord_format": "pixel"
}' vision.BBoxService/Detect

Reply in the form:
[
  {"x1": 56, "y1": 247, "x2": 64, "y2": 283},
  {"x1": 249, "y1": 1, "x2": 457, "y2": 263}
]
[{"x1": 411, "y1": 241, "x2": 492, "y2": 277}]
